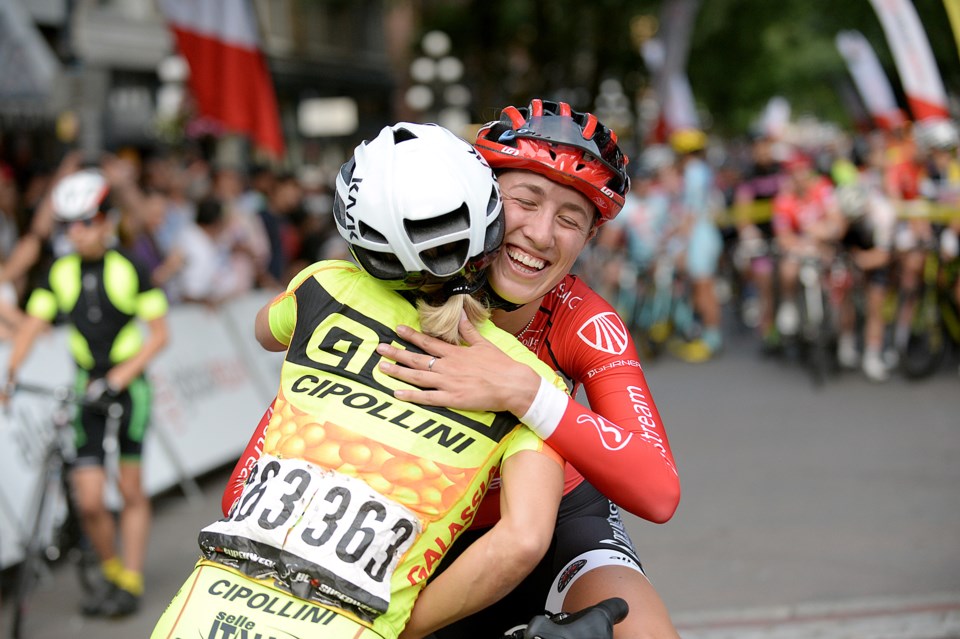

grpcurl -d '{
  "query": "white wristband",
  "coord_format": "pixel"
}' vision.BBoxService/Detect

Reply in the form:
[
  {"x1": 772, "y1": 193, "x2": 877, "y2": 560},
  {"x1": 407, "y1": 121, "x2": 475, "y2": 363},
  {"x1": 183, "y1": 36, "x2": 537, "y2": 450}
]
[{"x1": 519, "y1": 377, "x2": 568, "y2": 440}]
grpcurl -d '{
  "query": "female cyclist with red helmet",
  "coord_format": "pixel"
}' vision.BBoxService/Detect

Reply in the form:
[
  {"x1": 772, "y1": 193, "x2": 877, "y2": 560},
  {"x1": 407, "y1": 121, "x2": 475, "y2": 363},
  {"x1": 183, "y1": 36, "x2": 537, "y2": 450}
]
[{"x1": 377, "y1": 100, "x2": 682, "y2": 638}]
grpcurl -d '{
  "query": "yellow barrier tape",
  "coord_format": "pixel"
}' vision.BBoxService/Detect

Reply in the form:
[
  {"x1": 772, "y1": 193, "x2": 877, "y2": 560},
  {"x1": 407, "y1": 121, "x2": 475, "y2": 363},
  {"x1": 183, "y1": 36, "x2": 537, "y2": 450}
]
[{"x1": 715, "y1": 200, "x2": 960, "y2": 227}]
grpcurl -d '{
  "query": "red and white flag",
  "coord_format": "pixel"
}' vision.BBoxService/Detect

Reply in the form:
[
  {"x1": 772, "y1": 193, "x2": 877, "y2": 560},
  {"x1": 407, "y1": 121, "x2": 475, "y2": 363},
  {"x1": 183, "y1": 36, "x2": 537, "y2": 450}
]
[
  {"x1": 868, "y1": 0, "x2": 950, "y2": 122},
  {"x1": 640, "y1": 0, "x2": 702, "y2": 142},
  {"x1": 835, "y1": 30, "x2": 907, "y2": 130},
  {"x1": 159, "y1": 0, "x2": 285, "y2": 157}
]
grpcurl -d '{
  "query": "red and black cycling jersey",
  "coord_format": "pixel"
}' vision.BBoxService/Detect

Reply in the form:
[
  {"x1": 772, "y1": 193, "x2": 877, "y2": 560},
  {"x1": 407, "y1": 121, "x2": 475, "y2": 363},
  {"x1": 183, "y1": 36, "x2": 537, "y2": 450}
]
[{"x1": 472, "y1": 274, "x2": 679, "y2": 526}]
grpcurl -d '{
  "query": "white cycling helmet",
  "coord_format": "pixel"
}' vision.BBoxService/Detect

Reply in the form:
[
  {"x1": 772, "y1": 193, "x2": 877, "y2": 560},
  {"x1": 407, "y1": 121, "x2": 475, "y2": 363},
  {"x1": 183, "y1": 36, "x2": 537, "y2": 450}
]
[
  {"x1": 915, "y1": 118, "x2": 959, "y2": 152},
  {"x1": 334, "y1": 122, "x2": 504, "y2": 289},
  {"x1": 835, "y1": 183, "x2": 869, "y2": 220},
  {"x1": 51, "y1": 169, "x2": 112, "y2": 223}
]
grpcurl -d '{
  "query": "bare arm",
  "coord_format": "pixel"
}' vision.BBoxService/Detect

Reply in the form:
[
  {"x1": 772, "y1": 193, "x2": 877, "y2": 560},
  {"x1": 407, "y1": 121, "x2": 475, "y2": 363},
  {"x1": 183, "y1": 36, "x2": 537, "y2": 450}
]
[
  {"x1": 254, "y1": 300, "x2": 286, "y2": 352},
  {"x1": 399, "y1": 446, "x2": 564, "y2": 639},
  {"x1": 1, "y1": 151, "x2": 83, "y2": 285},
  {"x1": 101, "y1": 153, "x2": 147, "y2": 226},
  {"x1": 3, "y1": 314, "x2": 50, "y2": 397},
  {"x1": 0, "y1": 233, "x2": 43, "y2": 285}
]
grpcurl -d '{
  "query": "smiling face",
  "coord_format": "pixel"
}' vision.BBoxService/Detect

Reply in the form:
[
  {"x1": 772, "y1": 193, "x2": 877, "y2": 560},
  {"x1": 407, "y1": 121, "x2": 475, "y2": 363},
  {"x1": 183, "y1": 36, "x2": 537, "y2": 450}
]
[{"x1": 487, "y1": 170, "x2": 596, "y2": 306}]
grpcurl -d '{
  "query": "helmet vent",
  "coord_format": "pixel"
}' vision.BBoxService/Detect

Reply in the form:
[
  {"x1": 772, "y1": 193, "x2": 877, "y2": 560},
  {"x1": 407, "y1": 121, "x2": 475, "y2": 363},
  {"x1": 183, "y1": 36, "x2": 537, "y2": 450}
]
[
  {"x1": 333, "y1": 194, "x2": 347, "y2": 229},
  {"x1": 419, "y1": 239, "x2": 469, "y2": 276},
  {"x1": 353, "y1": 247, "x2": 405, "y2": 280},
  {"x1": 393, "y1": 127, "x2": 419, "y2": 144},
  {"x1": 338, "y1": 156, "x2": 357, "y2": 183},
  {"x1": 486, "y1": 185, "x2": 499, "y2": 214},
  {"x1": 358, "y1": 220, "x2": 387, "y2": 243},
  {"x1": 404, "y1": 202, "x2": 470, "y2": 244}
]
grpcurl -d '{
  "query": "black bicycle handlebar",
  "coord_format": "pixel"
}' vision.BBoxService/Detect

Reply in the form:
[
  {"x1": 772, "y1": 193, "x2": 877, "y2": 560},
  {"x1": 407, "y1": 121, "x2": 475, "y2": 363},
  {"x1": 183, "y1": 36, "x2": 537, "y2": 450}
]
[
  {"x1": 504, "y1": 598, "x2": 629, "y2": 639},
  {"x1": 12, "y1": 381, "x2": 124, "y2": 418}
]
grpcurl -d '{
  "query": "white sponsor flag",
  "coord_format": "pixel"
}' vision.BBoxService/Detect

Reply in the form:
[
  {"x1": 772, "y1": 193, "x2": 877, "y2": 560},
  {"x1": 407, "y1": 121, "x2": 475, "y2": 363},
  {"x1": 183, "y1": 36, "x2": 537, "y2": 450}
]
[
  {"x1": 868, "y1": 0, "x2": 949, "y2": 121},
  {"x1": 642, "y1": 0, "x2": 702, "y2": 141},
  {"x1": 836, "y1": 30, "x2": 907, "y2": 130}
]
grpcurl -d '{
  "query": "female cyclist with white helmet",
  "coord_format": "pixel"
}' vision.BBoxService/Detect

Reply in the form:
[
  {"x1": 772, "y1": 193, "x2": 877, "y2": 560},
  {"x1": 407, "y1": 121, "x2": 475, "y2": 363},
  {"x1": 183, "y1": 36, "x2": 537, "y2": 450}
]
[
  {"x1": 376, "y1": 100, "x2": 682, "y2": 638},
  {"x1": 152, "y1": 123, "x2": 567, "y2": 639}
]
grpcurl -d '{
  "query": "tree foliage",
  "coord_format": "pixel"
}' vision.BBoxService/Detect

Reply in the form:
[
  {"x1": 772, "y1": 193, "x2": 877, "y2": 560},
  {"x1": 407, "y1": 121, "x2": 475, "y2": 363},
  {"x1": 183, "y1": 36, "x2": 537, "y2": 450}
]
[{"x1": 419, "y1": 0, "x2": 960, "y2": 136}]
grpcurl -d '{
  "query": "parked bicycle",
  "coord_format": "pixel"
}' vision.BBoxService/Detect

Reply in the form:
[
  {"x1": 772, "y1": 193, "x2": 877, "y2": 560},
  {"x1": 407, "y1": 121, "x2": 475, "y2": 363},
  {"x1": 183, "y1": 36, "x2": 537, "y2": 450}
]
[
  {"x1": 633, "y1": 253, "x2": 701, "y2": 361},
  {"x1": 500, "y1": 597, "x2": 628, "y2": 639},
  {"x1": 5, "y1": 381, "x2": 123, "y2": 638},
  {"x1": 790, "y1": 244, "x2": 855, "y2": 387},
  {"x1": 901, "y1": 237, "x2": 960, "y2": 379}
]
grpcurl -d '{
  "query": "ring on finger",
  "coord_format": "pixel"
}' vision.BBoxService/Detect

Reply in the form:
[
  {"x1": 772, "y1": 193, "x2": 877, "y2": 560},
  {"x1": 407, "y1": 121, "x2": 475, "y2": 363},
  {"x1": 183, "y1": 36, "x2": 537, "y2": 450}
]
[{"x1": 427, "y1": 357, "x2": 437, "y2": 371}]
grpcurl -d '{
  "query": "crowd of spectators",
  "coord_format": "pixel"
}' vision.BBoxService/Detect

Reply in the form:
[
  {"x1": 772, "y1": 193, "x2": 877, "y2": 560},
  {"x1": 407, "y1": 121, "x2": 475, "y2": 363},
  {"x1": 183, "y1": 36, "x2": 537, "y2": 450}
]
[
  {"x1": 4, "y1": 118, "x2": 960, "y2": 384},
  {"x1": 577, "y1": 118, "x2": 960, "y2": 381},
  {"x1": 0, "y1": 147, "x2": 351, "y2": 337}
]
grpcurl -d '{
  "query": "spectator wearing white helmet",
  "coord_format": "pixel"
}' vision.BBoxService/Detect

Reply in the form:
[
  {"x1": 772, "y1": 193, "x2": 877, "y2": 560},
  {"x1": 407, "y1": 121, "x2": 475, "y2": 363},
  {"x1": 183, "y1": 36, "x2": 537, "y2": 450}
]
[
  {"x1": 916, "y1": 118, "x2": 960, "y2": 372},
  {"x1": 3, "y1": 168, "x2": 170, "y2": 618}
]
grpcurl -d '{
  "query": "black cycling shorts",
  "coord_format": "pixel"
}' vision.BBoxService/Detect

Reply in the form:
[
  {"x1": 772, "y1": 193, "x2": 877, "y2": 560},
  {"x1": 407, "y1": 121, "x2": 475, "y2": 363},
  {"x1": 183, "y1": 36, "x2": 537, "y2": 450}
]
[
  {"x1": 429, "y1": 480, "x2": 644, "y2": 639},
  {"x1": 73, "y1": 372, "x2": 152, "y2": 466}
]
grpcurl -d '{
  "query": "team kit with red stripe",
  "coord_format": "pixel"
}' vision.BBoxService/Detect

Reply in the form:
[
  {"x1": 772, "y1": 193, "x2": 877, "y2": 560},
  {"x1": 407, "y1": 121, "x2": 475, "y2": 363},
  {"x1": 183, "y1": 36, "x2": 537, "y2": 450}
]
[{"x1": 223, "y1": 271, "x2": 678, "y2": 634}]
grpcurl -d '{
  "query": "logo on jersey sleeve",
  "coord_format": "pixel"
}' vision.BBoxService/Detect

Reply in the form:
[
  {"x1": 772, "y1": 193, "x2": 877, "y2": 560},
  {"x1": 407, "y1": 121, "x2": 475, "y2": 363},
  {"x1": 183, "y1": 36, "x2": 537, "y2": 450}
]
[
  {"x1": 577, "y1": 312, "x2": 628, "y2": 355},
  {"x1": 576, "y1": 413, "x2": 633, "y2": 451}
]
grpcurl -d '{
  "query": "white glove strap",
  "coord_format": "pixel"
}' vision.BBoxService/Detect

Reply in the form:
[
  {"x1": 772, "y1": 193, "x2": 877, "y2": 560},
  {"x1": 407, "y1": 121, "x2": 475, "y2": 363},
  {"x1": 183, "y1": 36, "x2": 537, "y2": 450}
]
[{"x1": 519, "y1": 377, "x2": 568, "y2": 440}]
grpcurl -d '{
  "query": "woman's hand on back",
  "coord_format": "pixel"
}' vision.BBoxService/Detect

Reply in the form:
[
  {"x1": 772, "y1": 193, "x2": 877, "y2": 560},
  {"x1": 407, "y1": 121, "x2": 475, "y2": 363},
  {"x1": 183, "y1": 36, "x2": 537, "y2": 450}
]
[{"x1": 377, "y1": 314, "x2": 541, "y2": 417}]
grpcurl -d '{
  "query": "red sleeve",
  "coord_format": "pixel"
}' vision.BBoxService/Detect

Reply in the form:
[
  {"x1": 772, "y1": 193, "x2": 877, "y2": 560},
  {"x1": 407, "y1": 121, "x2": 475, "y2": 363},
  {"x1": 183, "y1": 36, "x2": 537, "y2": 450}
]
[
  {"x1": 541, "y1": 285, "x2": 680, "y2": 523},
  {"x1": 771, "y1": 193, "x2": 793, "y2": 236},
  {"x1": 221, "y1": 399, "x2": 274, "y2": 516}
]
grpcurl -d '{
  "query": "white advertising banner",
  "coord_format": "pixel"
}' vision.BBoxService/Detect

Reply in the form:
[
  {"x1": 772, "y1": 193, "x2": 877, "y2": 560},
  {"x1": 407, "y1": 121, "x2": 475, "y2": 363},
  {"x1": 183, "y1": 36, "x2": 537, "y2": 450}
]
[
  {"x1": 868, "y1": 0, "x2": 950, "y2": 121},
  {"x1": 0, "y1": 329, "x2": 73, "y2": 568}
]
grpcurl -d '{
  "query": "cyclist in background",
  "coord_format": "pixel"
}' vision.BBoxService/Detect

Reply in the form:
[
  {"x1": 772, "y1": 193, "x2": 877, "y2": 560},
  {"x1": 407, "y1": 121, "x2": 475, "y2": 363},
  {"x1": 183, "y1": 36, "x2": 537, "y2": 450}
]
[
  {"x1": 885, "y1": 126, "x2": 933, "y2": 361},
  {"x1": 604, "y1": 145, "x2": 676, "y2": 333},
  {"x1": 772, "y1": 151, "x2": 846, "y2": 339},
  {"x1": 669, "y1": 128, "x2": 725, "y2": 360},
  {"x1": 155, "y1": 123, "x2": 566, "y2": 639},
  {"x1": 376, "y1": 100, "x2": 682, "y2": 639},
  {"x1": 916, "y1": 118, "x2": 960, "y2": 376},
  {"x1": 622, "y1": 146, "x2": 678, "y2": 278},
  {"x1": 834, "y1": 139, "x2": 897, "y2": 381},
  {"x1": 4, "y1": 168, "x2": 170, "y2": 617},
  {"x1": 733, "y1": 132, "x2": 786, "y2": 351}
]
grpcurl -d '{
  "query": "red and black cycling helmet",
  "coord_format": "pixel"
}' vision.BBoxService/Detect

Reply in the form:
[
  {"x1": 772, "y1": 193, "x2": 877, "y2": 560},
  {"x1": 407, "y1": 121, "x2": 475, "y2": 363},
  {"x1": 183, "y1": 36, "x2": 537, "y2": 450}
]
[{"x1": 474, "y1": 99, "x2": 630, "y2": 224}]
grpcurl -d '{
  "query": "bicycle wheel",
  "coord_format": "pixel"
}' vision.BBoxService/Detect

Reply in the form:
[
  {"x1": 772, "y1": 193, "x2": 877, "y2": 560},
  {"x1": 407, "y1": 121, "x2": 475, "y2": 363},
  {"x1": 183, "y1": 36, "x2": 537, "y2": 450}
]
[
  {"x1": 798, "y1": 282, "x2": 833, "y2": 388},
  {"x1": 11, "y1": 451, "x2": 66, "y2": 638},
  {"x1": 902, "y1": 317, "x2": 946, "y2": 379}
]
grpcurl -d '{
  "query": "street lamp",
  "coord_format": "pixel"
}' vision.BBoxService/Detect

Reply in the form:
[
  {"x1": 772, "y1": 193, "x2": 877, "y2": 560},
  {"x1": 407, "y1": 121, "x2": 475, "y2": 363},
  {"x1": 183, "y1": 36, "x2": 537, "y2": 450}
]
[{"x1": 404, "y1": 30, "x2": 471, "y2": 132}]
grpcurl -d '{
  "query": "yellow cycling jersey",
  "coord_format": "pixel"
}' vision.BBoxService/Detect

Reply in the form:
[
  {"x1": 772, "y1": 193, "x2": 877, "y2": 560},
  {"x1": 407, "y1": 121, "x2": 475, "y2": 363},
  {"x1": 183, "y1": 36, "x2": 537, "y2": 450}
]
[{"x1": 199, "y1": 260, "x2": 566, "y2": 639}]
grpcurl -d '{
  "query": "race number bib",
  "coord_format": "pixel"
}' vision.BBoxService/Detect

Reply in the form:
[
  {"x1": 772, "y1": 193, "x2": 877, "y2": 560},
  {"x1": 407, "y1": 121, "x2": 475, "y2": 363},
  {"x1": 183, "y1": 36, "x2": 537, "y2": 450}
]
[{"x1": 200, "y1": 455, "x2": 421, "y2": 620}]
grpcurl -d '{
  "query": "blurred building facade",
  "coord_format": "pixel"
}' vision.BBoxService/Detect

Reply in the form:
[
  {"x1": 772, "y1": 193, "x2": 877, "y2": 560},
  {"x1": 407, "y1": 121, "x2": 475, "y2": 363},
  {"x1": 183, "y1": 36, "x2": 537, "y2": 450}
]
[{"x1": 0, "y1": 0, "x2": 416, "y2": 171}]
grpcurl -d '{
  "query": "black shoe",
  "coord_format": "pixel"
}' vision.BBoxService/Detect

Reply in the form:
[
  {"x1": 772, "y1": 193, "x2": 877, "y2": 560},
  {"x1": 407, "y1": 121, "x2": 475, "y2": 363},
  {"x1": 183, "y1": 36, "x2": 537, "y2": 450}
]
[
  {"x1": 81, "y1": 583, "x2": 139, "y2": 618},
  {"x1": 80, "y1": 580, "x2": 114, "y2": 617},
  {"x1": 99, "y1": 585, "x2": 140, "y2": 618}
]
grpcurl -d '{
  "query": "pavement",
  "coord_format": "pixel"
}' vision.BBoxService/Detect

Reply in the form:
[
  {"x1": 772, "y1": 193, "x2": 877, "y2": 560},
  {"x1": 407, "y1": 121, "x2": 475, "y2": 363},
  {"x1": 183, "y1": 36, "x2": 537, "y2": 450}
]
[
  {"x1": 673, "y1": 592, "x2": 960, "y2": 638},
  {"x1": 1, "y1": 322, "x2": 958, "y2": 638}
]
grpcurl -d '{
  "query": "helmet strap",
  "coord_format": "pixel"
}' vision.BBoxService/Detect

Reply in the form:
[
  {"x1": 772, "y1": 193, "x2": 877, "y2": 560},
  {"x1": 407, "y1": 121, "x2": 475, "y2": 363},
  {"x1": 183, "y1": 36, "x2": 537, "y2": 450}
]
[
  {"x1": 442, "y1": 271, "x2": 488, "y2": 297},
  {"x1": 477, "y1": 280, "x2": 523, "y2": 312}
]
